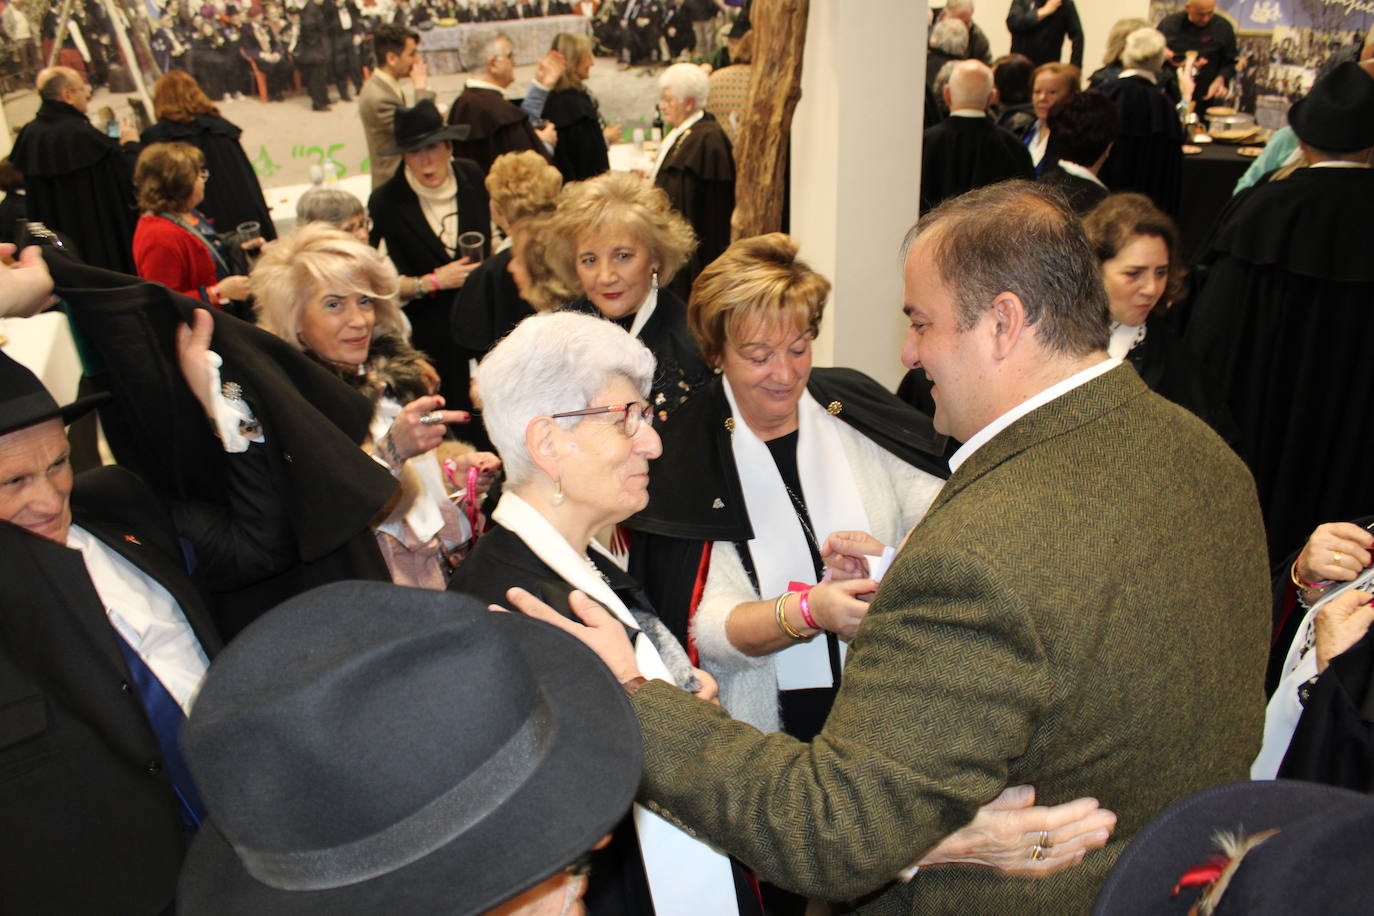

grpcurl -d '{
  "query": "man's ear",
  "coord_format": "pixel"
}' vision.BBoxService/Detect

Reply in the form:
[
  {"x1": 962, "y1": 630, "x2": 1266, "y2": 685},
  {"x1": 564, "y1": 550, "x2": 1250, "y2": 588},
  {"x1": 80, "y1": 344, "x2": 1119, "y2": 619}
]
[{"x1": 988, "y1": 291, "x2": 1027, "y2": 360}]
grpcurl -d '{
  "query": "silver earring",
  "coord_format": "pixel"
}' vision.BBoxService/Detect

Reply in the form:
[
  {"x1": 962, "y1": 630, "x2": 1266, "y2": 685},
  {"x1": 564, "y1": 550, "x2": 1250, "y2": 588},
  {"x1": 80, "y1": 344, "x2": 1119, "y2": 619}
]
[
  {"x1": 651, "y1": 269, "x2": 659, "y2": 290},
  {"x1": 552, "y1": 479, "x2": 564, "y2": 506}
]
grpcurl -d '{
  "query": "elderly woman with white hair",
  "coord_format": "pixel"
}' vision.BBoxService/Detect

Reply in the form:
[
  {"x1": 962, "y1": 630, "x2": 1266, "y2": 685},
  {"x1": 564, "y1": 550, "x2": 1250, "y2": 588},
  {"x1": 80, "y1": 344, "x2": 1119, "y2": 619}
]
[
  {"x1": 253, "y1": 223, "x2": 499, "y2": 588},
  {"x1": 1099, "y1": 27, "x2": 1185, "y2": 214},
  {"x1": 654, "y1": 61, "x2": 735, "y2": 299}
]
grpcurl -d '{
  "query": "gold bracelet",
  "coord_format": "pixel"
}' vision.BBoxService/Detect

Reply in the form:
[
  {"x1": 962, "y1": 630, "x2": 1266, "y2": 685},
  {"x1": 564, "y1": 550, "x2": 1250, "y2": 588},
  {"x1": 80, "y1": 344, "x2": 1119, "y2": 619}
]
[
  {"x1": 774, "y1": 591, "x2": 809, "y2": 641},
  {"x1": 1290, "y1": 557, "x2": 1325, "y2": 591}
]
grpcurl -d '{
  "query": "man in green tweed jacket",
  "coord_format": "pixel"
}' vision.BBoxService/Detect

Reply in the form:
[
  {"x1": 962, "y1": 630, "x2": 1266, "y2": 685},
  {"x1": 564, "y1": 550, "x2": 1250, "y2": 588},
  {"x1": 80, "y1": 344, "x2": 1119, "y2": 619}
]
[{"x1": 516, "y1": 182, "x2": 1270, "y2": 913}]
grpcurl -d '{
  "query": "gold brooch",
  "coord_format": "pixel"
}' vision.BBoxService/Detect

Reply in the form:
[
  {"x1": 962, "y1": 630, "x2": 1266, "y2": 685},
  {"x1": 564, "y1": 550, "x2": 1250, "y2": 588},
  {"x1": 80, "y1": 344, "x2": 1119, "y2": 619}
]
[
  {"x1": 827, "y1": 400, "x2": 843, "y2": 416},
  {"x1": 724, "y1": 417, "x2": 735, "y2": 433}
]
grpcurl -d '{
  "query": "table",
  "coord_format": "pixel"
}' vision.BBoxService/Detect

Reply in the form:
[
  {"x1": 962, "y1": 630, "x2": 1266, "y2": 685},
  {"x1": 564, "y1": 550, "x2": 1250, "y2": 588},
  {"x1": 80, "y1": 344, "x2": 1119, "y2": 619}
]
[
  {"x1": 1179, "y1": 143, "x2": 1254, "y2": 263},
  {"x1": 418, "y1": 15, "x2": 591, "y2": 75},
  {"x1": 265, "y1": 173, "x2": 376, "y2": 237}
]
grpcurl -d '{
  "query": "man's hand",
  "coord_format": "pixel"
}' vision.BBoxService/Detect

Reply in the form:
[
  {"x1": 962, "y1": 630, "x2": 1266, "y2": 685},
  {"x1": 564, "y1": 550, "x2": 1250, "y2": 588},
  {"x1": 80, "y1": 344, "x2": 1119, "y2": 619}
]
[
  {"x1": 911, "y1": 785, "x2": 1116, "y2": 878},
  {"x1": 176, "y1": 308, "x2": 220, "y2": 418},
  {"x1": 1037, "y1": 0, "x2": 1063, "y2": 19},
  {"x1": 1205, "y1": 75, "x2": 1228, "y2": 100},
  {"x1": 535, "y1": 120, "x2": 558, "y2": 147},
  {"x1": 503, "y1": 587, "x2": 645, "y2": 684},
  {"x1": 411, "y1": 54, "x2": 429, "y2": 90},
  {"x1": 0, "y1": 244, "x2": 57, "y2": 317},
  {"x1": 118, "y1": 117, "x2": 138, "y2": 144},
  {"x1": 1315, "y1": 589, "x2": 1374, "y2": 674}
]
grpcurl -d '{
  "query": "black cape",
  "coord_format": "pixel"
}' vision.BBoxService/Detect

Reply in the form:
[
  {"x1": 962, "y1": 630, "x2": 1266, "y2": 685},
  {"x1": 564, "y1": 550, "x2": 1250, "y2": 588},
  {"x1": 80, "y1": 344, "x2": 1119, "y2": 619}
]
[
  {"x1": 450, "y1": 246, "x2": 535, "y2": 358},
  {"x1": 8, "y1": 99, "x2": 139, "y2": 274},
  {"x1": 564, "y1": 288, "x2": 712, "y2": 424},
  {"x1": 447, "y1": 524, "x2": 763, "y2": 916},
  {"x1": 447, "y1": 85, "x2": 549, "y2": 175},
  {"x1": 625, "y1": 368, "x2": 950, "y2": 644},
  {"x1": 920, "y1": 115, "x2": 1034, "y2": 214},
  {"x1": 543, "y1": 86, "x2": 610, "y2": 181},
  {"x1": 368, "y1": 157, "x2": 490, "y2": 414},
  {"x1": 654, "y1": 113, "x2": 734, "y2": 301},
  {"x1": 1186, "y1": 167, "x2": 1374, "y2": 559},
  {"x1": 1278, "y1": 624, "x2": 1374, "y2": 792},
  {"x1": 141, "y1": 114, "x2": 278, "y2": 240},
  {"x1": 46, "y1": 247, "x2": 396, "y2": 637},
  {"x1": 1126, "y1": 315, "x2": 1238, "y2": 444},
  {"x1": 1099, "y1": 75, "x2": 1183, "y2": 216}
]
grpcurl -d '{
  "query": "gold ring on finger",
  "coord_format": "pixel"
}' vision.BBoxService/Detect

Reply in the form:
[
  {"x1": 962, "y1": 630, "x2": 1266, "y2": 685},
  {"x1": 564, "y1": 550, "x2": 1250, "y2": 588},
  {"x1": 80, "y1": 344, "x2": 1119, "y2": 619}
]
[
  {"x1": 1334, "y1": 551, "x2": 1344, "y2": 564},
  {"x1": 1029, "y1": 844, "x2": 1045, "y2": 861},
  {"x1": 1038, "y1": 829, "x2": 1051, "y2": 849}
]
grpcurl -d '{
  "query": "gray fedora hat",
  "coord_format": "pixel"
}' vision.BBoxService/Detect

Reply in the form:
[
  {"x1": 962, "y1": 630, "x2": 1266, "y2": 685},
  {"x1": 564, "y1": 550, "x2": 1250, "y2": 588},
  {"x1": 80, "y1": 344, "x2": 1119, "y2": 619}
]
[
  {"x1": 378, "y1": 98, "x2": 471, "y2": 156},
  {"x1": 177, "y1": 581, "x2": 643, "y2": 915}
]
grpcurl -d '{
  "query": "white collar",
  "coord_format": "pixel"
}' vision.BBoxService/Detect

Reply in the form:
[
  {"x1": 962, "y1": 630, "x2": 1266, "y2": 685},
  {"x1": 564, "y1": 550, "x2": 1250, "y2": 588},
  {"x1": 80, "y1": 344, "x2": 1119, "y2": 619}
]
[
  {"x1": 1309, "y1": 160, "x2": 1373, "y2": 169},
  {"x1": 1118, "y1": 69, "x2": 1158, "y2": 84},
  {"x1": 949, "y1": 108, "x2": 987, "y2": 118},
  {"x1": 1057, "y1": 159, "x2": 1107, "y2": 187},
  {"x1": 949, "y1": 357, "x2": 1120, "y2": 474},
  {"x1": 373, "y1": 67, "x2": 403, "y2": 98},
  {"x1": 650, "y1": 109, "x2": 704, "y2": 179},
  {"x1": 465, "y1": 77, "x2": 507, "y2": 93}
]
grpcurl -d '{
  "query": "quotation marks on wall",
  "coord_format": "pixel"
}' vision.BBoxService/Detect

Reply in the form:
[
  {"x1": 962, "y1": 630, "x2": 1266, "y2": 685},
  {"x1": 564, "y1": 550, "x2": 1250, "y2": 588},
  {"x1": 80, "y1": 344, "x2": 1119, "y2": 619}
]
[{"x1": 249, "y1": 143, "x2": 370, "y2": 179}]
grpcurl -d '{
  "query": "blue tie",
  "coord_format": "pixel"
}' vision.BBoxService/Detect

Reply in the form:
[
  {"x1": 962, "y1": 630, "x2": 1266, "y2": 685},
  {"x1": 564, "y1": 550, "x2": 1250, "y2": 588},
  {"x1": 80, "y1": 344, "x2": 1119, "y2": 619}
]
[{"x1": 113, "y1": 632, "x2": 206, "y2": 831}]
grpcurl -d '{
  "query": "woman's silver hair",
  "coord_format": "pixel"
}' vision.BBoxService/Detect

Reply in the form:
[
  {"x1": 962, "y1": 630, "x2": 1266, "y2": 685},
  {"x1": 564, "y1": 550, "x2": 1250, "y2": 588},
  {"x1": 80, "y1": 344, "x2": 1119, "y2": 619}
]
[
  {"x1": 296, "y1": 187, "x2": 366, "y2": 227},
  {"x1": 477, "y1": 312, "x2": 656, "y2": 487},
  {"x1": 659, "y1": 62, "x2": 710, "y2": 108},
  {"x1": 1121, "y1": 27, "x2": 1167, "y2": 74}
]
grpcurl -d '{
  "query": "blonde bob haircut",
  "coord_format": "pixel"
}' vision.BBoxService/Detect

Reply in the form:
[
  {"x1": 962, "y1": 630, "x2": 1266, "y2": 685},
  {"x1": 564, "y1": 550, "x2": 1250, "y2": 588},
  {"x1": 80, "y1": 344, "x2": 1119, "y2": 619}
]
[
  {"x1": 134, "y1": 142, "x2": 204, "y2": 214},
  {"x1": 486, "y1": 150, "x2": 563, "y2": 226},
  {"x1": 688, "y1": 232, "x2": 829, "y2": 368},
  {"x1": 510, "y1": 213, "x2": 578, "y2": 312},
  {"x1": 549, "y1": 171, "x2": 696, "y2": 292},
  {"x1": 252, "y1": 223, "x2": 405, "y2": 351}
]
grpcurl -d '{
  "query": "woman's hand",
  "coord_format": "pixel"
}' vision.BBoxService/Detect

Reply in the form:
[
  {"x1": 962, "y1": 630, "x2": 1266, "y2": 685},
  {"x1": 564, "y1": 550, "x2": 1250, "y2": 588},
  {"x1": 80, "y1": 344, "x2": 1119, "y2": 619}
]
[
  {"x1": 691, "y1": 667, "x2": 719, "y2": 705},
  {"x1": 448, "y1": 450, "x2": 502, "y2": 497},
  {"x1": 432, "y1": 257, "x2": 480, "y2": 290},
  {"x1": 1315, "y1": 589, "x2": 1374, "y2": 673},
  {"x1": 386, "y1": 395, "x2": 470, "y2": 462},
  {"x1": 175, "y1": 308, "x2": 219, "y2": 418},
  {"x1": 603, "y1": 123, "x2": 624, "y2": 146},
  {"x1": 504, "y1": 587, "x2": 644, "y2": 684},
  {"x1": 1296, "y1": 521, "x2": 1373, "y2": 586},
  {"x1": 821, "y1": 530, "x2": 886, "y2": 581},
  {"x1": 217, "y1": 274, "x2": 252, "y2": 301},
  {"x1": 808, "y1": 578, "x2": 879, "y2": 640},
  {"x1": 911, "y1": 785, "x2": 1116, "y2": 878}
]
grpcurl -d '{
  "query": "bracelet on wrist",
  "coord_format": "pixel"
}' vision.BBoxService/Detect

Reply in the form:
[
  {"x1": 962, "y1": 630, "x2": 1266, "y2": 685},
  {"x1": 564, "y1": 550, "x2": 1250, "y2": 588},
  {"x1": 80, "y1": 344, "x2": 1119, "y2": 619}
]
[
  {"x1": 1291, "y1": 558, "x2": 1329, "y2": 592},
  {"x1": 774, "y1": 591, "x2": 809, "y2": 641},
  {"x1": 427, "y1": 272, "x2": 440, "y2": 296},
  {"x1": 798, "y1": 590, "x2": 819, "y2": 630}
]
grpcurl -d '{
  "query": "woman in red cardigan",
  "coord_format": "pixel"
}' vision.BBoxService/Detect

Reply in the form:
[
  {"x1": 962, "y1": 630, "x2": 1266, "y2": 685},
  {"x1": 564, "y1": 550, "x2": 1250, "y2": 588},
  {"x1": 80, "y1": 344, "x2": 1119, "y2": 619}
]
[{"x1": 132, "y1": 142, "x2": 253, "y2": 307}]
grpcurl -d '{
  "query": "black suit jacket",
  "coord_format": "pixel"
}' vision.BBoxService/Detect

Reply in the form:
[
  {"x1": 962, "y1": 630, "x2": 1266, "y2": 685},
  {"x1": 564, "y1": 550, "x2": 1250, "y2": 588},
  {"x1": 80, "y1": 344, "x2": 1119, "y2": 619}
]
[{"x1": 0, "y1": 468, "x2": 222, "y2": 915}]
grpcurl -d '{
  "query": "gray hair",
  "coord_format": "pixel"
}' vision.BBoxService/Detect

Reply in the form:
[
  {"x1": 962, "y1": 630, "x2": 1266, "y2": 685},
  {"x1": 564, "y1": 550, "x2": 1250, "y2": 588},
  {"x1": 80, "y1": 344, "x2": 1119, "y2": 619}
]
[
  {"x1": 481, "y1": 33, "x2": 512, "y2": 64},
  {"x1": 1121, "y1": 27, "x2": 1167, "y2": 73},
  {"x1": 659, "y1": 62, "x2": 710, "y2": 109},
  {"x1": 296, "y1": 187, "x2": 366, "y2": 227},
  {"x1": 477, "y1": 312, "x2": 656, "y2": 486},
  {"x1": 930, "y1": 18, "x2": 969, "y2": 57},
  {"x1": 933, "y1": 59, "x2": 959, "y2": 100},
  {"x1": 944, "y1": 0, "x2": 974, "y2": 19},
  {"x1": 946, "y1": 59, "x2": 994, "y2": 110}
]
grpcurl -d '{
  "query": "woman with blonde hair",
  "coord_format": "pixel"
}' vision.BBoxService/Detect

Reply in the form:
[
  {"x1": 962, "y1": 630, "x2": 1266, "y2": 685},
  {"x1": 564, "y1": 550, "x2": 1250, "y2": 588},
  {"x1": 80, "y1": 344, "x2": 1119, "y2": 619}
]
[
  {"x1": 1024, "y1": 61, "x2": 1081, "y2": 169},
  {"x1": 141, "y1": 69, "x2": 276, "y2": 240},
  {"x1": 254, "y1": 223, "x2": 499, "y2": 587},
  {"x1": 548, "y1": 169, "x2": 709, "y2": 421},
  {"x1": 132, "y1": 142, "x2": 255, "y2": 309},
  {"x1": 542, "y1": 32, "x2": 621, "y2": 181},
  {"x1": 451, "y1": 150, "x2": 564, "y2": 359}
]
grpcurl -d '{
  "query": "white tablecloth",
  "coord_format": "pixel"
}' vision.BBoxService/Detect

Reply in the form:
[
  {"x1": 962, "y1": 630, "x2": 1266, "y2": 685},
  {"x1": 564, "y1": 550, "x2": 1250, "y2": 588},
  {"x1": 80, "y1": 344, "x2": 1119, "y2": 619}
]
[
  {"x1": 418, "y1": 14, "x2": 590, "y2": 74},
  {"x1": 0, "y1": 311, "x2": 83, "y2": 404},
  {"x1": 266, "y1": 173, "x2": 376, "y2": 237}
]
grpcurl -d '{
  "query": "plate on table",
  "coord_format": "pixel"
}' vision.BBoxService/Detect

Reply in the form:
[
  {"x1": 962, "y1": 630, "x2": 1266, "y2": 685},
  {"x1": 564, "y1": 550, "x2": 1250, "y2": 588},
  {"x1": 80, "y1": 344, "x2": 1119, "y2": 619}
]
[{"x1": 1236, "y1": 146, "x2": 1264, "y2": 158}]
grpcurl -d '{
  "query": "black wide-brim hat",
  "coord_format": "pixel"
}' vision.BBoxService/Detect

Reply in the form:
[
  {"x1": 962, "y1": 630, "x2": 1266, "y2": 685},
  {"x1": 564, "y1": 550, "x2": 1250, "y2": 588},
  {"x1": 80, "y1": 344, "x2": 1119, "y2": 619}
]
[
  {"x1": 378, "y1": 98, "x2": 471, "y2": 157},
  {"x1": 177, "y1": 581, "x2": 643, "y2": 916},
  {"x1": 0, "y1": 348, "x2": 108, "y2": 437},
  {"x1": 1288, "y1": 60, "x2": 1374, "y2": 152},
  {"x1": 1093, "y1": 779, "x2": 1374, "y2": 916}
]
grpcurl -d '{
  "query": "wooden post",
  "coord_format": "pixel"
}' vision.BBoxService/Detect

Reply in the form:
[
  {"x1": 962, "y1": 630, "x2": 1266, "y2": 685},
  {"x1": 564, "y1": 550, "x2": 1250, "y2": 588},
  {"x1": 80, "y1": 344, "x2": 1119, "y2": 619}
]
[{"x1": 730, "y1": 0, "x2": 809, "y2": 241}]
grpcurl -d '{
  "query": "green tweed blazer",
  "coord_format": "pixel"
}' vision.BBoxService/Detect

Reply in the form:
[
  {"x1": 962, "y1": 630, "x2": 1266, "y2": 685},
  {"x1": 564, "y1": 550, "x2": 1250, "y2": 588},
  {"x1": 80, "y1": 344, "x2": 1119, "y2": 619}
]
[{"x1": 631, "y1": 364, "x2": 1270, "y2": 914}]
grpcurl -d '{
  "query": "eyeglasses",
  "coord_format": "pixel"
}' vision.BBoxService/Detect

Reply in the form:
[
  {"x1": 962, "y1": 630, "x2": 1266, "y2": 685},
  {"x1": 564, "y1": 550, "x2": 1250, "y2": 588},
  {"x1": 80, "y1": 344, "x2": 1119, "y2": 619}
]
[
  {"x1": 340, "y1": 216, "x2": 373, "y2": 235},
  {"x1": 551, "y1": 401, "x2": 654, "y2": 437}
]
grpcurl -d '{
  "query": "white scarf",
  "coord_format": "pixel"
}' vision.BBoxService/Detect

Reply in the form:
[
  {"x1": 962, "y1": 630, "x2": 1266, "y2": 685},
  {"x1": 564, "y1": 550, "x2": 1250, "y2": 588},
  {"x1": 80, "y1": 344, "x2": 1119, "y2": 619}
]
[
  {"x1": 489, "y1": 492, "x2": 740, "y2": 916},
  {"x1": 722, "y1": 378, "x2": 870, "y2": 689},
  {"x1": 650, "y1": 109, "x2": 703, "y2": 180},
  {"x1": 628, "y1": 286, "x2": 658, "y2": 339},
  {"x1": 404, "y1": 165, "x2": 459, "y2": 256},
  {"x1": 369, "y1": 396, "x2": 455, "y2": 545}
]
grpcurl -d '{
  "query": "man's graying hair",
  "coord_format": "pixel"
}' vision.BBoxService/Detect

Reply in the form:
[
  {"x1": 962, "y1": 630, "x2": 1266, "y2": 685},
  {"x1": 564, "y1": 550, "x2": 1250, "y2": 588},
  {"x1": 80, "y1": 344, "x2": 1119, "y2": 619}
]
[
  {"x1": 901, "y1": 181, "x2": 1109, "y2": 356},
  {"x1": 37, "y1": 69, "x2": 75, "y2": 101}
]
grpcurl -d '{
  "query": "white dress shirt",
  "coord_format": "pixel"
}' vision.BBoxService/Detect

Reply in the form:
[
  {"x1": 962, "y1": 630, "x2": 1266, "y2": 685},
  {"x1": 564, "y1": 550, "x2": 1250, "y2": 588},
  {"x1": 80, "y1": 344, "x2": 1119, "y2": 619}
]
[{"x1": 66, "y1": 525, "x2": 210, "y2": 714}]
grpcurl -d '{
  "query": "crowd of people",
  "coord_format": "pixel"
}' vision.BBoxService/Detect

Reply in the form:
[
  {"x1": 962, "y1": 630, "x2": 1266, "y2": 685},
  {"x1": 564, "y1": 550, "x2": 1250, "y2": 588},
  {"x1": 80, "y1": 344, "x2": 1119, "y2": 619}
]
[{"x1": 2, "y1": 1, "x2": 1374, "y2": 914}]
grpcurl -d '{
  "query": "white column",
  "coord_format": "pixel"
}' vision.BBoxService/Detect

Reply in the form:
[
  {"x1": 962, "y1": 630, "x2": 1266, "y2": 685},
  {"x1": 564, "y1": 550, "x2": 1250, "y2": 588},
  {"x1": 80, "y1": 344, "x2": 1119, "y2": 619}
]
[{"x1": 790, "y1": 0, "x2": 926, "y2": 388}]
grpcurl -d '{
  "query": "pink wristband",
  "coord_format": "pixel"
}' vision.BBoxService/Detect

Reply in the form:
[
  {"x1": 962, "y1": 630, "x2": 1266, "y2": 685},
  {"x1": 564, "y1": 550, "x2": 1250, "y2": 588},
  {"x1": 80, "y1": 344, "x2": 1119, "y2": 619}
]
[{"x1": 798, "y1": 591, "x2": 818, "y2": 630}]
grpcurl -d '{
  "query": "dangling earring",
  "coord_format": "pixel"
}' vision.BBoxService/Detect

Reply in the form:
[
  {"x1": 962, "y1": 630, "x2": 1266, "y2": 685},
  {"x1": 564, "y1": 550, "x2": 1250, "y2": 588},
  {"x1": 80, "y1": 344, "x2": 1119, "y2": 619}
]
[
  {"x1": 651, "y1": 269, "x2": 660, "y2": 290},
  {"x1": 552, "y1": 479, "x2": 564, "y2": 506}
]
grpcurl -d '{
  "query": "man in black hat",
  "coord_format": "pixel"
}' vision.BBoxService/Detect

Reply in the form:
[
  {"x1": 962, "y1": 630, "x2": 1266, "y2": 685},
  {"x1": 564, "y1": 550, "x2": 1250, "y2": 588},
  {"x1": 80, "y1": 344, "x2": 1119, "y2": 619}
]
[
  {"x1": 368, "y1": 98, "x2": 487, "y2": 416},
  {"x1": 176, "y1": 581, "x2": 643, "y2": 916},
  {"x1": 0, "y1": 312, "x2": 291, "y2": 914},
  {"x1": 1187, "y1": 59, "x2": 1374, "y2": 561}
]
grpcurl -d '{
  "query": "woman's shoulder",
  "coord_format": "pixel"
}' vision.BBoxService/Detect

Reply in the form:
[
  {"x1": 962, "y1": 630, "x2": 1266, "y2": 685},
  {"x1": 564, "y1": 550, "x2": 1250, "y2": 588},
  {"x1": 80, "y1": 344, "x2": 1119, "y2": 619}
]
[
  {"x1": 447, "y1": 525, "x2": 575, "y2": 607},
  {"x1": 809, "y1": 367, "x2": 950, "y2": 480}
]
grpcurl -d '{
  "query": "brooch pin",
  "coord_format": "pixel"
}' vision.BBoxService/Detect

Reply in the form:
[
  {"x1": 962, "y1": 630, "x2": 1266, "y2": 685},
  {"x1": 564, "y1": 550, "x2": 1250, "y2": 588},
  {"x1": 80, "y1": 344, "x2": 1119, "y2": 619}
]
[
  {"x1": 711, "y1": 498, "x2": 724, "y2": 509},
  {"x1": 827, "y1": 401, "x2": 843, "y2": 416},
  {"x1": 724, "y1": 417, "x2": 735, "y2": 433},
  {"x1": 124, "y1": 534, "x2": 141, "y2": 545}
]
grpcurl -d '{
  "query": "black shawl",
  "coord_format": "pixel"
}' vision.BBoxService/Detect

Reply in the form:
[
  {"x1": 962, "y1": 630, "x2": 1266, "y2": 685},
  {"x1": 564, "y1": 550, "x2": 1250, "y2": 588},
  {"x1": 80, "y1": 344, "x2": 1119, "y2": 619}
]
[
  {"x1": 141, "y1": 114, "x2": 278, "y2": 240},
  {"x1": 543, "y1": 86, "x2": 610, "y2": 181}
]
